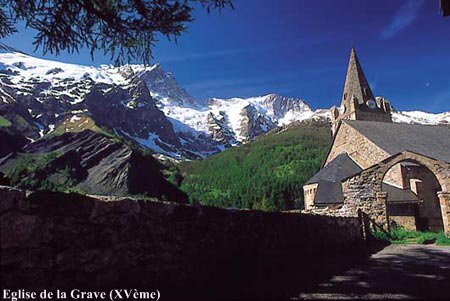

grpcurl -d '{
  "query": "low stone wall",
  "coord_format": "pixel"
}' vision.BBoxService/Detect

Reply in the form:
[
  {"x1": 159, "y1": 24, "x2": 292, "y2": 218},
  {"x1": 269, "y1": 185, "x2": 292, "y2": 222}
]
[{"x1": 1, "y1": 186, "x2": 369, "y2": 299}]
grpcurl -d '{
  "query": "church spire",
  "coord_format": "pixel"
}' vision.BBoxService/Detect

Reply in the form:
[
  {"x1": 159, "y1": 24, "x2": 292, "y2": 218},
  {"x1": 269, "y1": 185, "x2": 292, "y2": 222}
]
[
  {"x1": 340, "y1": 47, "x2": 375, "y2": 109},
  {"x1": 330, "y1": 47, "x2": 392, "y2": 135}
]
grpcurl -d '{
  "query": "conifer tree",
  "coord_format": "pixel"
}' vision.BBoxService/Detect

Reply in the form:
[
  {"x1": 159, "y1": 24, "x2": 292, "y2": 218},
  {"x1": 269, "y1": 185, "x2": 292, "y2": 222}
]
[{"x1": 0, "y1": 0, "x2": 233, "y2": 64}]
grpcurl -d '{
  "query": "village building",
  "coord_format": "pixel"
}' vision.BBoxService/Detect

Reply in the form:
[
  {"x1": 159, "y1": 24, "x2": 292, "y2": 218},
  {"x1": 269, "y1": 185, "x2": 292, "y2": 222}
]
[{"x1": 303, "y1": 48, "x2": 450, "y2": 236}]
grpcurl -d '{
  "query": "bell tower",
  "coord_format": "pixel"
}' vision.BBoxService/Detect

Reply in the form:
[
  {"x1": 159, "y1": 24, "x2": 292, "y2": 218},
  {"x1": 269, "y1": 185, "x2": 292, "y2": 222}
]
[{"x1": 331, "y1": 48, "x2": 392, "y2": 135}]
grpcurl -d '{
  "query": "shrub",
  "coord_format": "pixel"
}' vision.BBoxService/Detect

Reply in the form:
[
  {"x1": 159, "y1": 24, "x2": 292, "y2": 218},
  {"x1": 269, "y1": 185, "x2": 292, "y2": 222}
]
[
  {"x1": 373, "y1": 225, "x2": 450, "y2": 245},
  {"x1": 415, "y1": 232, "x2": 437, "y2": 245},
  {"x1": 4, "y1": 152, "x2": 78, "y2": 191},
  {"x1": 0, "y1": 115, "x2": 12, "y2": 127},
  {"x1": 389, "y1": 226, "x2": 419, "y2": 241},
  {"x1": 436, "y1": 232, "x2": 450, "y2": 246},
  {"x1": 371, "y1": 229, "x2": 389, "y2": 241}
]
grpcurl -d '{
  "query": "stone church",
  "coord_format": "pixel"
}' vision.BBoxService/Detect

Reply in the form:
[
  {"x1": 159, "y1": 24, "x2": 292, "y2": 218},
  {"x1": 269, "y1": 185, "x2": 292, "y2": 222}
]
[{"x1": 303, "y1": 48, "x2": 450, "y2": 236}]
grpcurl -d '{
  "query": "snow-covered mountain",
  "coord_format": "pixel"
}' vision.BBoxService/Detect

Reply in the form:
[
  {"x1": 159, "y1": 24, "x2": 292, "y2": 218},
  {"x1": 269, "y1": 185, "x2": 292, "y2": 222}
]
[
  {"x1": 0, "y1": 50, "x2": 448, "y2": 160},
  {"x1": 161, "y1": 93, "x2": 321, "y2": 147},
  {"x1": 0, "y1": 51, "x2": 221, "y2": 159},
  {"x1": 0, "y1": 51, "x2": 320, "y2": 158},
  {"x1": 392, "y1": 110, "x2": 450, "y2": 125}
]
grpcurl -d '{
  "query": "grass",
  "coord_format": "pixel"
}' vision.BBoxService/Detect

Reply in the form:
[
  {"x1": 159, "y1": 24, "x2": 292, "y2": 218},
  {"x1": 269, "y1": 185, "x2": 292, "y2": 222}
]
[
  {"x1": 5, "y1": 153, "x2": 58, "y2": 185},
  {"x1": 372, "y1": 226, "x2": 450, "y2": 246},
  {"x1": 0, "y1": 115, "x2": 12, "y2": 127},
  {"x1": 48, "y1": 115, "x2": 104, "y2": 136},
  {"x1": 435, "y1": 232, "x2": 450, "y2": 246},
  {"x1": 46, "y1": 114, "x2": 116, "y2": 140}
]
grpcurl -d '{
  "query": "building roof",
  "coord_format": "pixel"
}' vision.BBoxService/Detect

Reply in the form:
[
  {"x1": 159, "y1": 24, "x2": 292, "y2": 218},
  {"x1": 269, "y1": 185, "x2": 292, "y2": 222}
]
[
  {"x1": 382, "y1": 183, "x2": 419, "y2": 203},
  {"x1": 306, "y1": 153, "x2": 362, "y2": 204},
  {"x1": 306, "y1": 152, "x2": 362, "y2": 184},
  {"x1": 314, "y1": 180, "x2": 344, "y2": 205},
  {"x1": 346, "y1": 120, "x2": 450, "y2": 163}
]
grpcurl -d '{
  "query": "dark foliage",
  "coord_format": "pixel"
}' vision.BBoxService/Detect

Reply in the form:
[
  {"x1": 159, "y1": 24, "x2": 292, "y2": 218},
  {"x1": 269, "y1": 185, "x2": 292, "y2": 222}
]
[
  {"x1": 442, "y1": 0, "x2": 450, "y2": 17},
  {"x1": 0, "y1": 127, "x2": 28, "y2": 158},
  {"x1": 0, "y1": 171, "x2": 10, "y2": 185},
  {"x1": 0, "y1": 0, "x2": 233, "y2": 64},
  {"x1": 178, "y1": 122, "x2": 331, "y2": 211}
]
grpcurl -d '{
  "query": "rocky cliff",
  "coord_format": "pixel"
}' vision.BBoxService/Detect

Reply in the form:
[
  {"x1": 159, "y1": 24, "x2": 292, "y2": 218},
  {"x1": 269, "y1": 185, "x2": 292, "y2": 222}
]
[{"x1": 0, "y1": 130, "x2": 187, "y2": 202}]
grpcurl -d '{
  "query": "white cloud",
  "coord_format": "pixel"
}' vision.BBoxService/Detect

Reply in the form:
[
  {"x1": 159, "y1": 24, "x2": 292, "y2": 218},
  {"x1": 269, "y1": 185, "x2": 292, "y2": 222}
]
[{"x1": 380, "y1": 0, "x2": 424, "y2": 40}]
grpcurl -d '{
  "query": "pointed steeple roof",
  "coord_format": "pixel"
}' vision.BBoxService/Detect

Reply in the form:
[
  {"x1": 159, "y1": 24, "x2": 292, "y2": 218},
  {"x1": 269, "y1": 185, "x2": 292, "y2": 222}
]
[{"x1": 340, "y1": 47, "x2": 374, "y2": 107}]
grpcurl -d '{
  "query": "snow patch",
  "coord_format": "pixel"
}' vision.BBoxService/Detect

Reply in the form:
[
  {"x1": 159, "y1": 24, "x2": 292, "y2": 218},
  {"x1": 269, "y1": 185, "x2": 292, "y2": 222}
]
[
  {"x1": 48, "y1": 124, "x2": 55, "y2": 133},
  {"x1": 123, "y1": 131, "x2": 182, "y2": 160},
  {"x1": 392, "y1": 111, "x2": 450, "y2": 125},
  {"x1": 70, "y1": 115, "x2": 81, "y2": 122}
]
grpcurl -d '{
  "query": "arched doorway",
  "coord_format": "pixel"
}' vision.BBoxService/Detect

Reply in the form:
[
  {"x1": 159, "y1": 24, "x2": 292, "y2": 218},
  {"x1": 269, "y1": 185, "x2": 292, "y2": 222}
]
[{"x1": 382, "y1": 160, "x2": 444, "y2": 232}]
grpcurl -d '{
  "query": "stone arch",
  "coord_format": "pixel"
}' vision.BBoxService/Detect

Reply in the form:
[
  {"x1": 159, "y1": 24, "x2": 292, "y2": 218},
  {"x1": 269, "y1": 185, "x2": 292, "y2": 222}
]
[
  {"x1": 381, "y1": 159, "x2": 443, "y2": 232},
  {"x1": 375, "y1": 152, "x2": 450, "y2": 235},
  {"x1": 341, "y1": 151, "x2": 450, "y2": 236},
  {"x1": 375, "y1": 152, "x2": 449, "y2": 194}
]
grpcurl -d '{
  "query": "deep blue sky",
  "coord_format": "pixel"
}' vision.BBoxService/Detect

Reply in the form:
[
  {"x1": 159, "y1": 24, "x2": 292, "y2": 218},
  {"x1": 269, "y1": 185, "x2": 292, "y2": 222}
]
[{"x1": 3, "y1": 0, "x2": 450, "y2": 112}]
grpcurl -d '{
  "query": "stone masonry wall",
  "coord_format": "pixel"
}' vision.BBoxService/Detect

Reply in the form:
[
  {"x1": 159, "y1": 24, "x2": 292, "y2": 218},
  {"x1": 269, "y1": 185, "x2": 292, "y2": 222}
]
[
  {"x1": 303, "y1": 170, "x2": 388, "y2": 227},
  {"x1": 303, "y1": 183, "x2": 318, "y2": 210},
  {"x1": 383, "y1": 164, "x2": 404, "y2": 188},
  {"x1": 0, "y1": 186, "x2": 368, "y2": 299},
  {"x1": 325, "y1": 122, "x2": 389, "y2": 168}
]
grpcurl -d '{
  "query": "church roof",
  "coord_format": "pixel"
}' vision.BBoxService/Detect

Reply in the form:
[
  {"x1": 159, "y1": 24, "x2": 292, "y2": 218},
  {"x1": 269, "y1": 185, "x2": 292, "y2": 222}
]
[
  {"x1": 382, "y1": 183, "x2": 419, "y2": 203},
  {"x1": 340, "y1": 48, "x2": 375, "y2": 107},
  {"x1": 306, "y1": 153, "x2": 362, "y2": 204},
  {"x1": 346, "y1": 120, "x2": 450, "y2": 163}
]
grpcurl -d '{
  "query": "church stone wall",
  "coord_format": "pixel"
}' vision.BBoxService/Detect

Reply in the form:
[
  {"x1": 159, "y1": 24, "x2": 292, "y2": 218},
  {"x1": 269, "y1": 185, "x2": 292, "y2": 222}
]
[
  {"x1": 389, "y1": 213, "x2": 417, "y2": 231},
  {"x1": 303, "y1": 183, "x2": 318, "y2": 210},
  {"x1": 382, "y1": 164, "x2": 404, "y2": 188},
  {"x1": 303, "y1": 171, "x2": 388, "y2": 227},
  {"x1": 325, "y1": 122, "x2": 389, "y2": 168},
  {"x1": 0, "y1": 186, "x2": 368, "y2": 298},
  {"x1": 354, "y1": 111, "x2": 392, "y2": 123},
  {"x1": 438, "y1": 192, "x2": 450, "y2": 237}
]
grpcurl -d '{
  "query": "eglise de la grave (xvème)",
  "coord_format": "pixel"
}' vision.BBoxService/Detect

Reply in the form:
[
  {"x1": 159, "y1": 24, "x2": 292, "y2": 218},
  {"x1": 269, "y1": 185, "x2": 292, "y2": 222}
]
[{"x1": 303, "y1": 48, "x2": 450, "y2": 236}]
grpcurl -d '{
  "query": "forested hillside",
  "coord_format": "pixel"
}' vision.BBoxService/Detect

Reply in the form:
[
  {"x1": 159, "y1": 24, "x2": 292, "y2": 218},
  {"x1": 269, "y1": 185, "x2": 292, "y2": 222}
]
[{"x1": 178, "y1": 121, "x2": 332, "y2": 211}]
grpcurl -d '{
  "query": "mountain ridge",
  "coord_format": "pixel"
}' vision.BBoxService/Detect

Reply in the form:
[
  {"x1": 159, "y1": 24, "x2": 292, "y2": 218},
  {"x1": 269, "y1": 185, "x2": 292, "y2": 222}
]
[{"x1": 0, "y1": 50, "x2": 448, "y2": 160}]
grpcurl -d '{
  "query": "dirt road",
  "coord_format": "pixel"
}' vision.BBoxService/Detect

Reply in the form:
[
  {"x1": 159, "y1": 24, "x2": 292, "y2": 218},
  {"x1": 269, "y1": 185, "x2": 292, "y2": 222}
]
[{"x1": 294, "y1": 244, "x2": 450, "y2": 299}]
